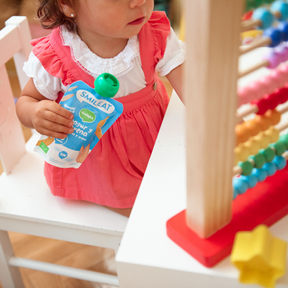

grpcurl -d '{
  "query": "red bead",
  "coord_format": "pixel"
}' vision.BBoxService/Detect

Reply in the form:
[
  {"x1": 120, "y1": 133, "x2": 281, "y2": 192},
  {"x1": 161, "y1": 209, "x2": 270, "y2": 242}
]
[
  {"x1": 263, "y1": 92, "x2": 280, "y2": 109},
  {"x1": 251, "y1": 97, "x2": 270, "y2": 115},
  {"x1": 278, "y1": 87, "x2": 288, "y2": 104}
]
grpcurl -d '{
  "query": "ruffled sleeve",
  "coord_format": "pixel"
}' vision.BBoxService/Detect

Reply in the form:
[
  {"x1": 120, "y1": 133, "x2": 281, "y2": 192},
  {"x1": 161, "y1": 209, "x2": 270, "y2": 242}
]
[{"x1": 148, "y1": 11, "x2": 171, "y2": 63}]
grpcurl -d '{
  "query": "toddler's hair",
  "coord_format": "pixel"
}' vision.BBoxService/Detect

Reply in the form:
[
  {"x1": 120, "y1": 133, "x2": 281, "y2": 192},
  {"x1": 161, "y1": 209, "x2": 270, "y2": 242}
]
[{"x1": 37, "y1": 0, "x2": 77, "y2": 33}]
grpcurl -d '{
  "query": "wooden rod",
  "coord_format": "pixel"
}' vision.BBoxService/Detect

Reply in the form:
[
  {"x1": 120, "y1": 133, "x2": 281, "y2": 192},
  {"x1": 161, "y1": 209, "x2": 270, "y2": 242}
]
[
  {"x1": 239, "y1": 37, "x2": 271, "y2": 55},
  {"x1": 239, "y1": 59, "x2": 270, "y2": 78}
]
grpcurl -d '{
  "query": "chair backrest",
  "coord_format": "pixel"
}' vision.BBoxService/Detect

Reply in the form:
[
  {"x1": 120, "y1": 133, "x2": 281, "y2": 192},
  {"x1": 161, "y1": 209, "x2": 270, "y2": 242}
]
[{"x1": 0, "y1": 16, "x2": 31, "y2": 174}]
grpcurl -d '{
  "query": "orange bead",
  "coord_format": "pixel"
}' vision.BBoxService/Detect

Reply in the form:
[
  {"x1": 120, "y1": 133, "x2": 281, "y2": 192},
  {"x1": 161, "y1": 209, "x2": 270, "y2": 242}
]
[
  {"x1": 244, "y1": 119, "x2": 261, "y2": 137},
  {"x1": 265, "y1": 109, "x2": 281, "y2": 125},
  {"x1": 235, "y1": 123, "x2": 250, "y2": 145},
  {"x1": 264, "y1": 126, "x2": 279, "y2": 143},
  {"x1": 254, "y1": 114, "x2": 272, "y2": 131}
]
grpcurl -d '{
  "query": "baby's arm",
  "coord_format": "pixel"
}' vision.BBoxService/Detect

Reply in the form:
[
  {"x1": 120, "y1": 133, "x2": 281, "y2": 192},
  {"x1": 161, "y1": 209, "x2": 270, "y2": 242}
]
[
  {"x1": 16, "y1": 79, "x2": 74, "y2": 139},
  {"x1": 165, "y1": 64, "x2": 184, "y2": 103}
]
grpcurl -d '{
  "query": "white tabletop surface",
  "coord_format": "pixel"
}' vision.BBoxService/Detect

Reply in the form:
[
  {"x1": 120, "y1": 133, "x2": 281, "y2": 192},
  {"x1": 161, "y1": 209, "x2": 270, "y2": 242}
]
[{"x1": 116, "y1": 92, "x2": 288, "y2": 288}]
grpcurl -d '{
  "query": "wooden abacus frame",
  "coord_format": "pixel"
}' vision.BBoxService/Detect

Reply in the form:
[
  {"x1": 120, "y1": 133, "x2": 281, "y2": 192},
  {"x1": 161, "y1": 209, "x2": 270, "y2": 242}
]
[{"x1": 166, "y1": 0, "x2": 288, "y2": 267}]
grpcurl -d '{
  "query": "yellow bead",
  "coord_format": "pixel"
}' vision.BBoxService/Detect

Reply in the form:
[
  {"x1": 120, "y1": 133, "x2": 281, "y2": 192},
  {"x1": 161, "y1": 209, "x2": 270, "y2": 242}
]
[
  {"x1": 254, "y1": 131, "x2": 271, "y2": 149},
  {"x1": 234, "y1": 144, "x2": 251, "y2": 164},
  {"x1": 244, "y1": 138, "x2": 261, "y2": 155},
  {"x1": 264, "y1": 126, "x2": 279, "y2": 143}
]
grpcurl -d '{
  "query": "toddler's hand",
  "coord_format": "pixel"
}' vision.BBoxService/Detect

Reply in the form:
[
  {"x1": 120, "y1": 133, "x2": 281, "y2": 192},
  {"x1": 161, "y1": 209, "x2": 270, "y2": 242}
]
[{"x1": 31, "y1": 100, "x2": 74, "y2": 139}]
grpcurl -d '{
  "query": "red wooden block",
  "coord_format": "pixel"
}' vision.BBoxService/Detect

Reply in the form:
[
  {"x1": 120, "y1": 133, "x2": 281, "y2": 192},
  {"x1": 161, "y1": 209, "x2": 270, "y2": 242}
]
[{"x1": 166, "y1": 164, "x2": 288, "y2": 268}]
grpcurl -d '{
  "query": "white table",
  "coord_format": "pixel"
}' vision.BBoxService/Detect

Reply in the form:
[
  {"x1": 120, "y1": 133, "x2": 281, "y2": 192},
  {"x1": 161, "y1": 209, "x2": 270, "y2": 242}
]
[{"x1": 116, "y1": 92, "x2": 288, "y2": 288}]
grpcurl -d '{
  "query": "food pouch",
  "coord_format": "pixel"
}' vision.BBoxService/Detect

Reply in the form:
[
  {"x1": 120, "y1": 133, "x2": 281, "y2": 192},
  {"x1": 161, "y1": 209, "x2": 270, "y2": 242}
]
[{"x1": 34, "y1": 73, "x2": 123, "y2": 168}]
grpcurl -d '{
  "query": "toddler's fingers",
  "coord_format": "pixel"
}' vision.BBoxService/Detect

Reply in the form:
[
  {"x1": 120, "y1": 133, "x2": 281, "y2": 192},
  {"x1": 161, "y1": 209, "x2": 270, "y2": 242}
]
[
  {"x1": 43, "y1": 110, "x2": 74, "y2": 128},
  {"x1": 47, "y1": 101, "x2": 74, "y2": 120},
  {"x1": 38, "y1": 127, "x2": 69, "y2": 140},
  {"x1": 40, "y1": 119, "x2": 74, "y2": 136}
]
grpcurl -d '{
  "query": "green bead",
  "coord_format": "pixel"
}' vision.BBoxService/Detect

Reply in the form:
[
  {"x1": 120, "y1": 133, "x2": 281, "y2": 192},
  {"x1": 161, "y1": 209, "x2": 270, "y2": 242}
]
[
  {"x1": 259, "y1": 147, "x2": 276, "y2": 162},
  {"x1": 248, "y1": 153, "x2": 266, "y2": 168},
  {"x1": 238, "y1": 161, "x2": 254, "y2": 176},
  {"x1": 279, "y1": 133, "x2": 288, "y2": 150},
  {"x1": 261, "y1": 0, "x2": 274, "y2": 4},
  {"x1": 245, "y1": 0, "x2": 263, "y2": 11},
  {"x1": 269, "y1": 141, "x2": 286, "y2": 156}
]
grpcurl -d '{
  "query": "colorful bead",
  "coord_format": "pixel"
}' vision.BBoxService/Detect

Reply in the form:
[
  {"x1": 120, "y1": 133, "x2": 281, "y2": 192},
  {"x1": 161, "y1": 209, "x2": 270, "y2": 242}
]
[
  {"x1": 254, "y1": 132, "x2": 272, "y2": 148},
  {"x1": 272, "y1": 155, "x2": 287, "y2": 169},
  {"x1": 233, "y1": 177, "x2": 249, "y2": 194},
  {"x1": 275, "y1": 45, "x2": 288, "y2": 63},
  {"x1": 278, "y1": 21, "x2": 288, "y2": 41},
  {"x1": 238, "y1": 86, "x2": 253, "y2": 106},
  {"x1": 279, "y1": 133, "x2": 288, "y2": 149},
  {"x1": 252, "y1": 98, "x2": 270, "y2": 115},
  {"x1": 263, "y1": 49, "x2": 282, "y2": 69},
  {"x1": 271, "y1": 1, "x2": 288, "y2": 21},
  {"x1": 262, "y1": 162, "x2": 277, "y2": 175},
  {"x1": 235, "y1": 124, "x2": 250, "y2": 145},
  {"x1": 240, "y1": 174, "x2": 258, "y2": 188},
  {"x1": 269, "y1": 140, "x2": 286, "y2": 155},
  {"x1": 249, "y1": 153, "x2": 266, "y2": 168},
  {"x1": 244, "y1": 119, "x2": 261, "y2": 136},
  {"x1": 263, "y1": 27, "x2": 283, "y2": 47},
  {"x1": 254, "y1": 114, "x2": 272, "y2": 130},
  {"x1": 270, "y1": 69, "x2": 287, "y2": 87},
  {"x1": 244, "y1": 138, "x2": 262, "y2": 155},
  {"x1": 277, "y1": 87, "x2": 288, "y2": 104},
  {"x1": 251, "y1": 167, "x2": 268, "y2": 182},
  {"x1": 259, "y1": 147, "x2": 276, "y2": 162},
  {"x1": 258, "y1": 76, "x2": 275, "y2": 95},
  {"x1": 253, "y1": 8, "x2": 275, "y2": 30},
  {"x1": 234, "y1": 144, "x2": 251, "y2": 164},
  {"x1": 239, "y1": 160, "x2": 254, "y2": 176},
  {"x1": 265, "y1": 109, "x2": 281, "y2": 125},
  {"x1": 264, "y1": 126, "x2": 280, "y2": 142},
  {"x1": 263, "y1": 93, "x2": 279, "y2": 110}
]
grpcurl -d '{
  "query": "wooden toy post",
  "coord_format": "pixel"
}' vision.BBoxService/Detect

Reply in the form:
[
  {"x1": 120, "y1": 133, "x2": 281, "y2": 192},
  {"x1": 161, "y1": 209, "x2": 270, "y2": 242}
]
[{"x1": 185, "y1": 0, "x2": 244, "y2": 238}]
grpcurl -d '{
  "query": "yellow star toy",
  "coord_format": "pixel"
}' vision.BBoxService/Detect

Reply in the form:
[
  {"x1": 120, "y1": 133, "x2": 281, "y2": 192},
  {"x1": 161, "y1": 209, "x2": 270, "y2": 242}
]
[{"x1": 231, "y1": 225, "x2": 287, "y2": 288}]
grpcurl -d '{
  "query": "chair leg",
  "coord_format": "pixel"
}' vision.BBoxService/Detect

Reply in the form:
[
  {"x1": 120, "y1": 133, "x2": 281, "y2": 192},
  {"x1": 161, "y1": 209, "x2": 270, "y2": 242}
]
[{"x1": 0, "y1": 230, "x2": 25, "y2": 288}]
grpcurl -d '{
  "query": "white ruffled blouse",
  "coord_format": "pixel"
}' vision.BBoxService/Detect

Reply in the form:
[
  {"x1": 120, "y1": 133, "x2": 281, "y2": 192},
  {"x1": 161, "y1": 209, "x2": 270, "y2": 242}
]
[{"x1": 24, "y1": 25, "x2": 185, "y2": 100}]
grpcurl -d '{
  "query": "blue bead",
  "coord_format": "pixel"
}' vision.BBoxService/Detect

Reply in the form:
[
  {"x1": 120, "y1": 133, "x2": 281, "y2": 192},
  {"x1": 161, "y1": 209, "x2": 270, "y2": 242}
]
[
  {"x1": 262, "y1": 162, "x2": 277, "y2": 176},
  {"x1": 233, "y1": 177, "x2": 249, "y2": 194},
  {"x1": 240, "y1": 175, "x2": 258, "y2": 188},
  {"x1": 251, "y1": 167, "x2": 268, "y2": 182},
  {"x1": 263, "y1": 27, "x2": 283, "y2": 47},
  {"x1": 253, "y1": 8, "x2": 275, "y2": 30},
  {"x1": 278, "y1": 21, "x2": 288, "y2": 41},
  {"x1": 233, "y1": 187, "x2": 239, "y2": 200},
  {"x1": 271, "y1": 1, "x2": 288, "y2": 21},
  {"x1": 272, "y1": 155, "x2": 287, "y2": 170}
]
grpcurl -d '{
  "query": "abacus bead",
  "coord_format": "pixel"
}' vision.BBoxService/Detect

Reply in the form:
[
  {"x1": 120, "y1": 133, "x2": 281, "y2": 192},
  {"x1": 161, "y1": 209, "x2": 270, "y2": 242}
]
[
  {"x1": 271, "y1": 1, "x2": 288, "y2": 21},
  {"x1": 278, "y1": 21, "x2": 288, "y2": 41},
  {"x1": 244, "y1": 119, "x2": 261, "y2": 136},
  {"x1": 277, "y1": 87, "x2": 288, "y2": 103},
  {"x1": 259, "y1": 75, "x2": 277, "y2": 94},
  {"x1": 271, "y1": 69, "x2": 287, "y2": 87},
  {"x1": 259, "y1": 147, "x2": 276, "y2": 162},
  {"x1": 272, "y1": 155, "x2": 287, "y2": 169},
  {"x1": 235, "y1": 124, "x2": 250, "y2": 144},
  {"x1": 234, "y1": 145, "x2": 250, "y2": 164},
  {"x1": 233, "y1": 178, "x2": 249, "y2": 194},
  {"x1": 279, "y1": 133, "x2": 288, "y2": 149},
  {"x1": 249, "y1": 153, "x2": 266, "y2": 168},
  {"x1": 244, "y1": 138, "x2": 262, "y2": 155},
  {"x1": 240, "y1": 175, "x2": 258, "y2": 188},
  {"x1": 238, "y1": 161, "x2": 254, "y2": 176},
  {"x1": 265, "y1": 109, "x2": 281, "y2": 125},
  {"x1": 254, "y1": 132, "x2": 271, "y2": 148},
  {"x1": 254, "y1": 114, "x2": 272, "y2": 130},
  {"x1": 262, "y1": 0, "x2": 274, "y2": 4},
  {"x1": 251, "y1": 98, "x2": 270, "y2": 115},
  {"x1": 248, "y1": 82, "x2": 265, "y2": 100},
  {"x1": 269, "y1": 140, "x2": 286, "y2": 155},
  {"x1": 262, "y1": 162, "x2": 277, "y2": 175},
  {"x1": 263, "y1": 27, "x2": 283, "y2": 48},
  {"x1": 233, "y1": 187, "x2": 239, "y2": 200},
  {"x1": 253, "y1": 8, "x2": 274, "y2": 30},
  {"x1": 263, "y1": 50, "x2": 282, "y2": 69},
  {"x1": 251, "y1": 167, "x2": 268, "y2": 182},
  {"x1": 237, "y1": 86, "x2": 252, "y2": 106},
  {"x1": 263, "y1": 94, "x2": 279, "y2": 110},
  {"x1": 264, "y1": 126, "x2": 280, "y2": 142}
]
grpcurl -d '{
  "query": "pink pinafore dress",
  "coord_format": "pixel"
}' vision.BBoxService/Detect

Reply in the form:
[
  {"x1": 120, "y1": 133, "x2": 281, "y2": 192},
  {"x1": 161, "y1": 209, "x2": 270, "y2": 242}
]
[{"x1": 31, "y1": 12, "x2": 170, "y2": 208}]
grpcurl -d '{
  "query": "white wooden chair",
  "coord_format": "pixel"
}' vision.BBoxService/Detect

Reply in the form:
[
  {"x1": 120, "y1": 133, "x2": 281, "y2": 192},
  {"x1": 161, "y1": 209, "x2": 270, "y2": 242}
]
[{"x1": 0, "y1": 16, "x2": 128, "y2": 288}]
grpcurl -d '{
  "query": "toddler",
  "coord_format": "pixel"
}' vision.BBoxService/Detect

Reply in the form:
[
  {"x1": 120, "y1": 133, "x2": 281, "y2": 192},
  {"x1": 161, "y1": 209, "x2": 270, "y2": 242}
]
[{"x1": 16, "y1": 0, "x2": 185, "y2": 217}]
